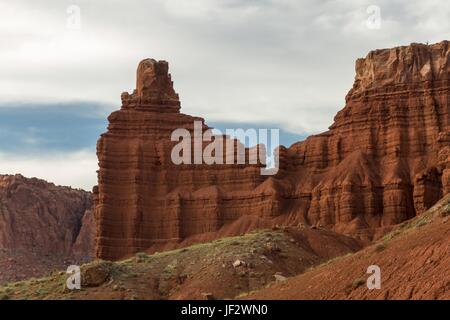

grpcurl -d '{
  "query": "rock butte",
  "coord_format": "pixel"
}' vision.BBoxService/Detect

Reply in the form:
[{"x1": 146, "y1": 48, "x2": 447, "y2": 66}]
[{"x1": 94, "y1": 42, "x2": 450, "y2": 260}]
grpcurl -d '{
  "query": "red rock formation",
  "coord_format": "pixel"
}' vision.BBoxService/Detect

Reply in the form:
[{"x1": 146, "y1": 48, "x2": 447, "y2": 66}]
[
  {"x1": 71, "y1": 208, "x2": 96, "y2": 261},
  {"x1": 95, "y1": 59, "x2": 265, "y2": 259},
  {"x1": 95, "y1": 42, "x2": 450, "y2": 260},
  {"x1": 0, "y1": 174, "x2": 94, "y2": 283}
]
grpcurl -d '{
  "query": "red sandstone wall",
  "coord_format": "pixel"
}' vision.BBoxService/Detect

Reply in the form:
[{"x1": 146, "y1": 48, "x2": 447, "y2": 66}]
[{"x1": 95, "y1": 43, "x2": 450, "y2": 260}]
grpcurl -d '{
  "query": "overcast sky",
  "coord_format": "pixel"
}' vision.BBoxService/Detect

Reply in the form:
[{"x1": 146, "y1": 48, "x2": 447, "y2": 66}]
[{"x1": 0, "y1": 0, "x2": 449, "y2": 190}]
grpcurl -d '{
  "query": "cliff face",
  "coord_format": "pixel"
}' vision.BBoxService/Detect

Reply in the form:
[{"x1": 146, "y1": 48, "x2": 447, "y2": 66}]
[
  {"x1": 282, "y1": 42, "x2": 450, "y2": 236},
  {"x1": 95, "y1": 59, "x2": 265, "y2": 260},
  {"x1": 95, "y1": 42, "x2": 450, "y2": 260},
  {"x1": 0, "y1": 174, "x2": 94, "y2": 283}
]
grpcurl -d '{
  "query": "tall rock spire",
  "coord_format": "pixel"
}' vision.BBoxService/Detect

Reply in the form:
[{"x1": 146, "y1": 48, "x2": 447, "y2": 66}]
[{"x1": 120, "y1": 59, "x2": 180, "y2": 111}]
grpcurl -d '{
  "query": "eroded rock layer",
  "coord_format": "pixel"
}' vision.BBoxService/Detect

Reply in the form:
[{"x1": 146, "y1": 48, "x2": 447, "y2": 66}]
[
  {"x1": 95, "y1": 42, "x2": 450, "y2": 260},
  {"x1": 0, "y1": 174, "x2": 94, "y2": 283}
]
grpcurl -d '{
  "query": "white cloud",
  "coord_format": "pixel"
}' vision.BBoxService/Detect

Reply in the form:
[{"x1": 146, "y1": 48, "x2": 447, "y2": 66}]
[
  {"x1": 0, "y1": 0, "x2": 449, "y2": 188},
  {"x1": 3, "y1": 0, "x2": 449, "y2": 133},
  {"x1": 0, "y1": 150, "x2": 97, "y2": 191}
]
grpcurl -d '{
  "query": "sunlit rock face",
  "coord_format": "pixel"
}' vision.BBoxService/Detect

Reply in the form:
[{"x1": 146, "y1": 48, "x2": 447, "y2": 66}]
[
  {"x1": 95, "y1": 42, "x2": 449, "y2": 260},
  {"x1": 95, "y1": 59, "x2": 265, "y2": 260}
]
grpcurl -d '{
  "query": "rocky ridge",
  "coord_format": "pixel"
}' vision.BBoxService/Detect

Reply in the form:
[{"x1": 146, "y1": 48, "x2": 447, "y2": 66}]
[
  {"x1": 0, "y1": 174, "x2": 94, "y2": 283},
  {"x1": 95, "y1": 42, "x2": 450, "y2": 260}
]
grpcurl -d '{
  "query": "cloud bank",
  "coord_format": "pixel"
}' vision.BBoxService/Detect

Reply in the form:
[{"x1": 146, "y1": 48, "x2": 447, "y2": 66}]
[
  {"x1": 0, "y1": 150, "x2": 97, "y2": 191},
  {"x1": 0, "y1": 0, "x2": 449, "y2": 188}
]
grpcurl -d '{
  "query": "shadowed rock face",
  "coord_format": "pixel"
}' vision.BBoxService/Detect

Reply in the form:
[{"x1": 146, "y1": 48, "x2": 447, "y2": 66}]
[
  {"x1": 0, "y1": 174, "x2": 94, "y2": 283},
  {"x1": 0, "y1": 174, "x2": 92, "y2": 254},
  {"x1": 95, "y1": 42, "x2": 450, "y2": 261}
]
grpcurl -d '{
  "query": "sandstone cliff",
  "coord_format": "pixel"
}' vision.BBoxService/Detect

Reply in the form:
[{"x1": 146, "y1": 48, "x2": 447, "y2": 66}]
[
  {"x1": 95, "y1": 42, "x2": 450, "y2": 260},
  {"x1": 0, "y1": 174, "x2": 94, "y2": 283}
]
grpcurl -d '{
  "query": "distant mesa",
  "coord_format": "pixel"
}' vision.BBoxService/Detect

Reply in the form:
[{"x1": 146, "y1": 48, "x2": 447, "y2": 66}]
[
  {"x1": 0, "y1": 174, "x2": 94, "y2": 284},
  {"x1": 94, "y1": 41, "x2": 450, "y2": 260}
]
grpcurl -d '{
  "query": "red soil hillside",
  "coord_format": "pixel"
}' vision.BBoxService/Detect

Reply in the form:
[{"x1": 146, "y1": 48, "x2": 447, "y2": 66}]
[
  {"x1": 0, "y1": 225, "x2": 362, "y2": 300},
  {"x1": 246, "y1": 193, "x2": 450, "y2": 300},
  {"x1": 95, "y1": 41, "x2": 450, "y2": 260},
  {"x1": 0, "y1": 174, "x2": 94, "y2": 284},
  {"x1": 2, "y1": 194, "x2": 446, "y2": 300}
]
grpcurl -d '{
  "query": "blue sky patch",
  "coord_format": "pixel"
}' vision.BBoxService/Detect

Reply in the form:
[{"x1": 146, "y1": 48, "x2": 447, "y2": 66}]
[{"x1": 0, "y1": 102, "x2": 305, "y2": 155}]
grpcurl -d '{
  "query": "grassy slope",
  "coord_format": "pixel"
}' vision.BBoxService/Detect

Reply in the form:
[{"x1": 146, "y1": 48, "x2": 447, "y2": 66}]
[{"x1": 0, "y1": 225, "x2": 361, "y2": 300}]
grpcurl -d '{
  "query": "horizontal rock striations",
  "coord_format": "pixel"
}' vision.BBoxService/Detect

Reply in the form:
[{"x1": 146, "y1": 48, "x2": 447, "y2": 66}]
[
  {"x1": 282, "y1": 42, "x2": 450, "y2": 236},
  {"x1": 95, "y1": 59, "x2": 266, "y2": 260},
  {"x1": 95, "y1": 42, "x2": 450, "y2": 260}
]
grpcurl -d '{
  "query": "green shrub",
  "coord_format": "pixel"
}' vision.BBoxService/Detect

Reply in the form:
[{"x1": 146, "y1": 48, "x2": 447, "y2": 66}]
[{"x1": 351, "y1": 278, "x2": 365, "y2": 289}]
